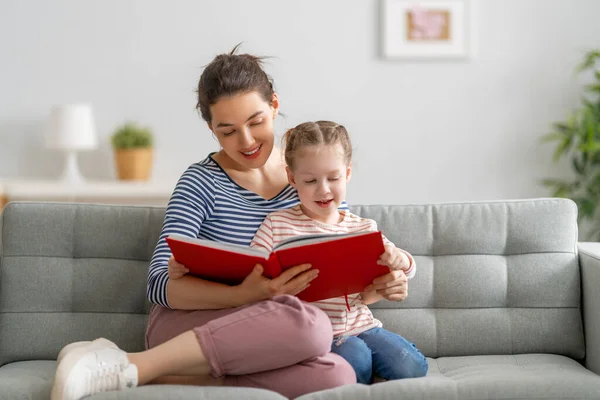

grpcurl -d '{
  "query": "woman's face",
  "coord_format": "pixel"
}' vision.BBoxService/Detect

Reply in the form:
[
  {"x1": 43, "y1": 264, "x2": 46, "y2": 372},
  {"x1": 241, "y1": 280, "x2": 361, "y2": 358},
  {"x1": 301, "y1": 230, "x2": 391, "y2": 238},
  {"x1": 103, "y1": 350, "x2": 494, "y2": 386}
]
[{"x1": 208, "y1": 91, "x2": 279, "y2": 170}]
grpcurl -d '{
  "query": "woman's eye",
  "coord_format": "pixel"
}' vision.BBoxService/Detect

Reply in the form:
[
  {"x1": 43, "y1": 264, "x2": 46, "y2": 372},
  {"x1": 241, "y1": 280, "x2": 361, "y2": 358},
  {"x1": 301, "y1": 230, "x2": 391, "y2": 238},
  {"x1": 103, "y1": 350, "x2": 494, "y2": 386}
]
[
  {"x1": 223, "y1": 130, "x2": 235, "y2": 137},
  {"x1": 328, "y1": 177, "x2": 340, "y2": 181},
  {"x1": 250, "y1": 119, "x2": 263, "y2": 127}
]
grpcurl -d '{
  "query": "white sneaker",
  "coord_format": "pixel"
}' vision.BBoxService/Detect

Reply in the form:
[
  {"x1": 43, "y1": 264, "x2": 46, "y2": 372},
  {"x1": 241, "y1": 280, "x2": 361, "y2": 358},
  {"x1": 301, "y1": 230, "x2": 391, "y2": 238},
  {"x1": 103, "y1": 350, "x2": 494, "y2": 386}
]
[
  {"x1": 56, "y1": 338, "x2": 118, "y2": 364},
  {"x1": 51, "y1": 343, "x2": 138, "y2": 400}
]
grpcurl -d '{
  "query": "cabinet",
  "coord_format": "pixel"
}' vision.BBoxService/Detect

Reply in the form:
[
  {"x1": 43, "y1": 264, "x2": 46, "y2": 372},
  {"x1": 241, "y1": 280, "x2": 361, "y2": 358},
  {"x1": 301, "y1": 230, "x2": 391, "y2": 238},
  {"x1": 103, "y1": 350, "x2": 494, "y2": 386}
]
[{"x1": 0, "y1": 179, "x2": 174, "y2": 211}]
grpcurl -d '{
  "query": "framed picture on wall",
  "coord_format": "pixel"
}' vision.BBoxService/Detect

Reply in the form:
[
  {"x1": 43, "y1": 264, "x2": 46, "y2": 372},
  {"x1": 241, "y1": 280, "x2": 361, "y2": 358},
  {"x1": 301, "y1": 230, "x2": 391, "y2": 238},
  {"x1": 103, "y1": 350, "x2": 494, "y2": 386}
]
[{"x1": 381, "y1": 0, "x2": 474, "y2": 60}]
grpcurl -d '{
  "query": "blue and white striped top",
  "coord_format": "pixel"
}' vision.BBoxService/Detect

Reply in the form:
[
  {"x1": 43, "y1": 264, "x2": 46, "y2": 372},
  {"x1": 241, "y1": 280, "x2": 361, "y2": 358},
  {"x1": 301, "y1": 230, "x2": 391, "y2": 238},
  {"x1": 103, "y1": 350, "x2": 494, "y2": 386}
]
[{"x1": 147, "y1": 154, "x2": 300, "y2": 308}]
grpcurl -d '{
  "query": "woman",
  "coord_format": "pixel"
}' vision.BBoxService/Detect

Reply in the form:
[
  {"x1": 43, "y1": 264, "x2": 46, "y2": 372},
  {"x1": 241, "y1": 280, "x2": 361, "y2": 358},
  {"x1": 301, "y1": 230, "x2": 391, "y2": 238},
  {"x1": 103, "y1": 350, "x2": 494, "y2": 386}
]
[{"x1": 51, "y1": 46, "x2": 409, "y2": 400}]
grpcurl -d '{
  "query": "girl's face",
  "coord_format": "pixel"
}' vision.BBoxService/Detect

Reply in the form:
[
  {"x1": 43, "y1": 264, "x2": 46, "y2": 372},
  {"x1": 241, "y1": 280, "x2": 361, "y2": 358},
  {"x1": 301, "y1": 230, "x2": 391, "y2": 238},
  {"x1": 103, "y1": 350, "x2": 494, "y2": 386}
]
[
  {"x1": 286, "y1": 143, "x2": 351, "y2": 224},
  {"x1": 208, "y1": 91, "x2": 279, "y2": 170}
]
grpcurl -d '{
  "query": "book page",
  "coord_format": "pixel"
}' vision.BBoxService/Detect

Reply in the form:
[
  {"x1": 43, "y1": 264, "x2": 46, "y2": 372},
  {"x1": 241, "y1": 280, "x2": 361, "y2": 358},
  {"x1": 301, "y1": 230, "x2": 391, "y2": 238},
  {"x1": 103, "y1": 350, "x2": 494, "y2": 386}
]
[
  {"x1": 274, "y1": 231, "x2": 374, "y2": 251},
  {"x1": 168, "y1": 234, "x2": 269, "y2": 258}
]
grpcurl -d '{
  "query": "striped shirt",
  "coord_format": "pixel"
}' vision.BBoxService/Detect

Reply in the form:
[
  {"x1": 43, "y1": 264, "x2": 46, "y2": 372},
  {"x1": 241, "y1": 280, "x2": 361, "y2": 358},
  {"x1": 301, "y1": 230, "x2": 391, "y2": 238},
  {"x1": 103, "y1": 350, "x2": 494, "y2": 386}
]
[
  {"x1": 250, "y1": 205, "x2": 416, "y2": 338},
  {"x1": 147, "y1": 154, "x2": 300, "y2": 307}
]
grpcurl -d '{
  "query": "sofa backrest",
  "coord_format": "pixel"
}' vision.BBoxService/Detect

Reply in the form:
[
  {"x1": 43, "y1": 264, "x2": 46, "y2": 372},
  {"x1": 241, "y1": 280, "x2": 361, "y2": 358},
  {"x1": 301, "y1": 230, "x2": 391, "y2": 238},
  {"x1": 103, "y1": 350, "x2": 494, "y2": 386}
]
[
  {"x1": 351, "y1": 198, "x2": 584, "y2": 359},
  {"x1": 0, "y1": 202, "x2": 165, "y2": 365},
  {"x1": 0, "y1": 198, "x2": 584, "y2": 365}
]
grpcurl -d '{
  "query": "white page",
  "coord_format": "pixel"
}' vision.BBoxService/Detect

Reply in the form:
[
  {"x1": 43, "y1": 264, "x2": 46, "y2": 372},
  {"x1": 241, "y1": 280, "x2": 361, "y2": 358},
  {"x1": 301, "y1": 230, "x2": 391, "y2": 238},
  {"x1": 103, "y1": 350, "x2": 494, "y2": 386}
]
[
  {"x1": 168, "y1": 234, "x2": 269, "y2": 258},
  {"x1": 273, "y1": 231, "x2": 373, "y2": 251}
]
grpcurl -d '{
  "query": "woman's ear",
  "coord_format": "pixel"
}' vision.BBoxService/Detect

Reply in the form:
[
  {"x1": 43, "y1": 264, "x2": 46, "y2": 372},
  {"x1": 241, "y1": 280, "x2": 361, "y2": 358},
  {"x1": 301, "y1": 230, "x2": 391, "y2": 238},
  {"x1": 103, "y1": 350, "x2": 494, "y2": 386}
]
[
  {"x1": 286, "y1": 166, "x2": 296, "y2": 187},
  {"x1": 271, "y1": 93, "x2": 279, "y2": 118}
]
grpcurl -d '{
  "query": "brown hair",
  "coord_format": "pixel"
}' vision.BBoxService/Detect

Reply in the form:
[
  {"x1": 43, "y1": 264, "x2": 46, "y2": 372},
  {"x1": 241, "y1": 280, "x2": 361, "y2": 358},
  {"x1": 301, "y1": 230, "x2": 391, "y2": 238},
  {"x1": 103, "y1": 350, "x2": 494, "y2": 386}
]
[
  {"x1": 283, "y1": 121, "x2": 353, "y2": 171},
  {"x1": 196, "y1": 44, "x2": 274, "y2": 124}
]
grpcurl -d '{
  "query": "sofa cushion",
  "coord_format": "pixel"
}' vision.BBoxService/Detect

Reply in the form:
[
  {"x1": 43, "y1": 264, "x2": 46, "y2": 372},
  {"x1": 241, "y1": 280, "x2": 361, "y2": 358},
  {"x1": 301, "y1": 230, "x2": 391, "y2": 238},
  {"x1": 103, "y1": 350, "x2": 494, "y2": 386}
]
[
  {"x1": 0, "y1": 203, "x2": 163, "y2": 365},
  {"x1": 297, "y1": 354, "x2": 600, "y2": 400},
  {"x1": 0, "y1": 361, "x2": 287, "y2": 400},
  {"x1": 351, "y1": 199, "x2": 584, "y2": 359}
]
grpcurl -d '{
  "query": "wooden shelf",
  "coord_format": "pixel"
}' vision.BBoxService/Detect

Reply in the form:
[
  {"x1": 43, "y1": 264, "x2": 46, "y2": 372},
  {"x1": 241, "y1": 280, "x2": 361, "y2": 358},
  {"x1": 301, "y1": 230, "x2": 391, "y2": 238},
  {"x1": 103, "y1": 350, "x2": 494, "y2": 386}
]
[{"x1": 0, "y1": 179, "x2": 175, "y2": 210}]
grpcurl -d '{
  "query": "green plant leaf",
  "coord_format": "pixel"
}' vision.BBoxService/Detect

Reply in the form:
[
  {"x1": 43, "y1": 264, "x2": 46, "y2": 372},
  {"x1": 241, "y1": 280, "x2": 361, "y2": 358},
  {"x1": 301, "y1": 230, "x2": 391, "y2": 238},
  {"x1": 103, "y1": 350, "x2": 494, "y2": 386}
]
[
  {"x1": 541, "y1": 178, "x2": 574, "y2": 198},
  {"x1": 552, "y1": 136, "x2": 572, "y2": 161},
  {"x1": 541, "y1": 178, "x2": 567, "y2": 187},
  {"x1": 552, "y1": 122, "x2": 573, "y2": 135},
  {"x1": 541, "y1": 132, "x2": 565, "y2": 143},
  {"x1": 582, "y1": 97, "x2": 595, "y2": 109},
  {"x1": 581, "y1": 142, "x2": 600, "y2": 153},
  {"x1": 577, "y1": 50, "x2": 600, "y2": 73},
  {"x1": 544, "y1": 48, "x2": 600, "y2": 227},
  {"x1": 572, "y1": 156, "x2": 586, "y2": 175},
  {"x1": 585, "y1": 84, "x2": 600, "y2": 94},
  {"x1": 111, "y1": 122, "x2": 154, "y2": 149},
  {"x1": 578, "y1": 198, "x2": 597, "y2": 219}
]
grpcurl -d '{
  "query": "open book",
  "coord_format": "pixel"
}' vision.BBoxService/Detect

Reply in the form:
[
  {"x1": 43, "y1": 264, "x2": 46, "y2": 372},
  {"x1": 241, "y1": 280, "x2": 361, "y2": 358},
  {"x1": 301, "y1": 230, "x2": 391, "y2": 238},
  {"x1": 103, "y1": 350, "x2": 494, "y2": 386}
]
[{"x1": 166, "y1": 231, "x2": 389, "y2": 303}]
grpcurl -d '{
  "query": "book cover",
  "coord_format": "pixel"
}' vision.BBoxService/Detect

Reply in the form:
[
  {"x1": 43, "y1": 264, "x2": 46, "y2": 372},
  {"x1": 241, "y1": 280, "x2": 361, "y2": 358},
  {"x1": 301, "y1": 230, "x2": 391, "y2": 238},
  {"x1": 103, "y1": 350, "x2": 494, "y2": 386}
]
[{"x1": 166, "y1": 231, "x2": 389, "y2": 302}]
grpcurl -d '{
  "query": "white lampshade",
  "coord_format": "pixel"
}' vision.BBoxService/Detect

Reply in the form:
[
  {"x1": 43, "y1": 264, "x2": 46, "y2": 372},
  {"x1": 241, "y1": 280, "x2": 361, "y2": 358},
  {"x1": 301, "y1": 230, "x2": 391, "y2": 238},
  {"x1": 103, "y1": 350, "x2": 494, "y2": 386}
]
[{"x1": 46, "y1": 104, "x2": 97, "y2": 151}]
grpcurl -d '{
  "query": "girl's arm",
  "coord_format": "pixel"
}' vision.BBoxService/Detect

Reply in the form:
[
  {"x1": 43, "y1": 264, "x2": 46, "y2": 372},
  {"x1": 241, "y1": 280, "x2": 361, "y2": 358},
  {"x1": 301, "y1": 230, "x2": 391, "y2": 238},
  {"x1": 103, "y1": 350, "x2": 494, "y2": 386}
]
[{"x1": 360, "y1": 290, "x2": 384, "y2": 305}]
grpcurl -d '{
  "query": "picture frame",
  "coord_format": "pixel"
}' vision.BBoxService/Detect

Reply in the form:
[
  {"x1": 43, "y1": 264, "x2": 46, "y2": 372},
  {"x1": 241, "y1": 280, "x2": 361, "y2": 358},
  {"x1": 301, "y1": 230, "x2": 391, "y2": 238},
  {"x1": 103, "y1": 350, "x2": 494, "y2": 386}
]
[{"x1": 381, "y1": 0, "x2": 474, "y2": 60}]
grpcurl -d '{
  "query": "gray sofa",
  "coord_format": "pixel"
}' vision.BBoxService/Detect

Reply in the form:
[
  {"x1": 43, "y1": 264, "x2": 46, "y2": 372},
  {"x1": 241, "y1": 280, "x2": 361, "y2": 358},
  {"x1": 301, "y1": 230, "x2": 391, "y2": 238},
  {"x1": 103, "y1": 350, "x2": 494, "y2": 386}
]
[{"x1": 1, "y1": 198, "x2": 600, "y2": 400}]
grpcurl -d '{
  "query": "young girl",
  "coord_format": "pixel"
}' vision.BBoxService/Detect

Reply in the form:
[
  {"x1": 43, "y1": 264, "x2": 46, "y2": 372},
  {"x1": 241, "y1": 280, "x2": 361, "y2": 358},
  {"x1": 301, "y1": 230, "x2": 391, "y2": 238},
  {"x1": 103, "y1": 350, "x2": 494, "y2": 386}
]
[
  {"x1": 169, "y1": 121, "x2": 429, "y2": 384},
  {"x1": 255, "y1": 121, "x2": 428, "y2": 383}
]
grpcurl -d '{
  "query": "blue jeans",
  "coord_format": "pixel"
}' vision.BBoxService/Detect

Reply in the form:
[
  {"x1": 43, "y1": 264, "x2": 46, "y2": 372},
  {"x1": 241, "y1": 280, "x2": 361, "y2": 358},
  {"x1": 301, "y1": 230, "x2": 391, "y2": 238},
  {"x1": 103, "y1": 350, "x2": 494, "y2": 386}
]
[{"x1": 330, "y1": 327, "x2": 428, "y2": 384}]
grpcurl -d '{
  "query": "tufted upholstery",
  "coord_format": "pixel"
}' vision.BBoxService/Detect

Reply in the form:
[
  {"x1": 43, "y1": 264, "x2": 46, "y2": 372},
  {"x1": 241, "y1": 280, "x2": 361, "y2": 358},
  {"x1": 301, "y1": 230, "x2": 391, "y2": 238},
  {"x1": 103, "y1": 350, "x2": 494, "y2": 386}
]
[
  {"x1": 351, "y1": 199, "x2": 583, "y2": 359},
  {"x1": 1, "y1": 199, "x2": 598, "y2": 400},
  {"x1": 0, "y1": 203, "x2": 165, "y2": 365}
]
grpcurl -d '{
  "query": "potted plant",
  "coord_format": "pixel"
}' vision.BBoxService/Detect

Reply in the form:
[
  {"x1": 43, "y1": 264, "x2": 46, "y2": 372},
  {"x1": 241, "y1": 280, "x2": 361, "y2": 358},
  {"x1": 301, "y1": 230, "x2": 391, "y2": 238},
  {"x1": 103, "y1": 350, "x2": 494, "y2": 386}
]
[
  {"x1": 543, "y1": 49, "x2": 600, "y2": 239},
  {"x1": 111, "y1": 122, "x2": 154, "y2": 181}
]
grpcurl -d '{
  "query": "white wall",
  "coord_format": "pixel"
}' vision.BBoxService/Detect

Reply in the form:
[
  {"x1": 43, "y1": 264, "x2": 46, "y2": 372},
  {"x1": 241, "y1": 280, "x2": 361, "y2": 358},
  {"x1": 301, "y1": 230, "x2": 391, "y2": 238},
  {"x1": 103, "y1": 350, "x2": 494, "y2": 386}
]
[{"x1": 1, "y1": 0, "x2": 599, "y2": 205}]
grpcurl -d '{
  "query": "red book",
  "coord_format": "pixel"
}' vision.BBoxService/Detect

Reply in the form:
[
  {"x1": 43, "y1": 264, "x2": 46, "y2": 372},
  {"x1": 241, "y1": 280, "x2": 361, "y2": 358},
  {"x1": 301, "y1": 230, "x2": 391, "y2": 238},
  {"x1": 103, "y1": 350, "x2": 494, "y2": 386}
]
[{"x1": 166, "y1": 231, "x2": 389, "y2": 303}]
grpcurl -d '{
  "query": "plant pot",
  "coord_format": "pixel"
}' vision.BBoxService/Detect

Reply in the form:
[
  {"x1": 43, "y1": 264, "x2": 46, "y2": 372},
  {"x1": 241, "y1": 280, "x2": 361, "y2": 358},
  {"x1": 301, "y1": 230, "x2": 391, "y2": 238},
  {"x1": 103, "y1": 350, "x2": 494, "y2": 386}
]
[{"x1": 114, "y1": 148, "x2": 153, "y2": 181}]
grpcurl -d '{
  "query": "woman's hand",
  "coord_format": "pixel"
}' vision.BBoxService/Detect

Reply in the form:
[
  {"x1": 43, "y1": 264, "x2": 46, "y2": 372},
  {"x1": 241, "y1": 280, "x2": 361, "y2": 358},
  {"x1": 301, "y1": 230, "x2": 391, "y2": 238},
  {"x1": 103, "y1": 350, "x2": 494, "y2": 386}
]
[
  {"x1": 167, "y1": 255, "x2": 190, "y2": 279},
  {"x1": 364, "y1": 269, "x2": 408, "y2": 302},
  {"x1": 237, "y1": 263, "x2": 319, "y2": 304},
  {"x1": 378, "y1": 244, "x2": 411, "y2": 271}
]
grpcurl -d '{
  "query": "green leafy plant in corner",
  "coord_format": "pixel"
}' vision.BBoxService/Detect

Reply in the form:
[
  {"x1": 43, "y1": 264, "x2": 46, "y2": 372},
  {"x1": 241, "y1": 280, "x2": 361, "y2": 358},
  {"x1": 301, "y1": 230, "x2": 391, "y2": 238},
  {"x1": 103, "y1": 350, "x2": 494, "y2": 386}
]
[
  {"x1": 543, "y1": 50, "x2": 600, "y2": 239},
  {"x1": 111, "y1": 122, "x2": 154, "y2": 149}
]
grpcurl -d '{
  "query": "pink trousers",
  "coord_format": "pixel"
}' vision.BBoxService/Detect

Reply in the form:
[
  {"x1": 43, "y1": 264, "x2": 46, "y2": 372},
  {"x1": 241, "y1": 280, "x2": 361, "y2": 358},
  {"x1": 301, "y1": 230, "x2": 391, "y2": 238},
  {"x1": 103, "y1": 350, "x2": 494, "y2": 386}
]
[{"x1": 145, "y1": 295, "x2": 356, "y2": 399}]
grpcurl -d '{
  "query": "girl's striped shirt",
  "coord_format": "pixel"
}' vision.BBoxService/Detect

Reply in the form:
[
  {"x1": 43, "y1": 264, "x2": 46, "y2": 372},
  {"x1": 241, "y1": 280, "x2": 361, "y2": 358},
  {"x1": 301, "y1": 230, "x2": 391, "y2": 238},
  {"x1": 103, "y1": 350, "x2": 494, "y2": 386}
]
[{"x1": 250, "y1": 205, "x2": 416, "y2": 338}]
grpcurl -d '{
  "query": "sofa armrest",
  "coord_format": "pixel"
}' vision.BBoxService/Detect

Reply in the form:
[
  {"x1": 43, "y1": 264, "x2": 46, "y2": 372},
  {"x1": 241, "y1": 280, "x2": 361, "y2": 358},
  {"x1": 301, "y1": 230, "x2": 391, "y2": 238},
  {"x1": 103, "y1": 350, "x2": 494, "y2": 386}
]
[{"x1": 578, "y1": 242, "x2": 600, "y2": 375}]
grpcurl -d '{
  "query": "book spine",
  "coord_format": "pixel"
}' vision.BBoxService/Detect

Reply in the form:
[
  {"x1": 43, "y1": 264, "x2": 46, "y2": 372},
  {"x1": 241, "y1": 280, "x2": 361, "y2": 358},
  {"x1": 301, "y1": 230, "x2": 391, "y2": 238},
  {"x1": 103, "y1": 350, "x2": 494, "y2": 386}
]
[{"x1": 264, "y1": 253, "x2": 282, "y2": 278}]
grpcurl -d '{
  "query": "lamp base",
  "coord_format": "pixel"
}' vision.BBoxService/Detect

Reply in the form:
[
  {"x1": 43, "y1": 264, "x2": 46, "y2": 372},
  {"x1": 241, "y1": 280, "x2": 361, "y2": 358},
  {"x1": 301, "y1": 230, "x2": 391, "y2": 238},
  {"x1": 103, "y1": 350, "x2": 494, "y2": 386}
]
[{"x1": 60, "y1": 151, "x2": 85, "y2": 184}]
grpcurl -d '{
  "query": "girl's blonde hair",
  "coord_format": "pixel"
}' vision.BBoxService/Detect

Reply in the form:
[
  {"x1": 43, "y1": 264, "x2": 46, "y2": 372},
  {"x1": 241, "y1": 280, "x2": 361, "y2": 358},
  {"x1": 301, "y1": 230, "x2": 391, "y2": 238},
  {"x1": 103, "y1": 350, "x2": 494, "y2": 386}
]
[{"x1": 282, "y1": 121, "x2": 352, "y2": 170}]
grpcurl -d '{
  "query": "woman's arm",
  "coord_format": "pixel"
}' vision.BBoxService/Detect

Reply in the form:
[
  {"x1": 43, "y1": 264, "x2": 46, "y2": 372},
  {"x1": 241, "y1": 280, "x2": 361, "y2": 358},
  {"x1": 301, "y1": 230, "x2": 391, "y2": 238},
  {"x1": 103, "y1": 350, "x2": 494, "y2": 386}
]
[
  {"x1": 167, "y1": 260, "x2": 318, "y2": 310},
  {"x1": 166, "y1": 275, "x2": 253, "y2": 310},
  {"x1": 147, "y1": 165, "x2": 222, "y2": 309},
  {"x1": 149, "y1": 169, "x2": 317, "y2": 310}
]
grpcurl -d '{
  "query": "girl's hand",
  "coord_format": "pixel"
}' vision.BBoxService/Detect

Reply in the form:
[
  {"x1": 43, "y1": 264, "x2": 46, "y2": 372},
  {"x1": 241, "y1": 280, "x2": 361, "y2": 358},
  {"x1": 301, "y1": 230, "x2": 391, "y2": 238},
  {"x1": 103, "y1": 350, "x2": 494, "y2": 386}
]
[
  {"x1": 168, "y1": 255, "x2": 190, "y2": 279},
  {"x1": 364, "y1": 269, "x2": 408, "y2": 302},
  {"x1": 237, "y1": 263, "x2": 319, "y2": 304},
  {"x1": 378, "y1": 244, "x2": 411, "y2": 271}
]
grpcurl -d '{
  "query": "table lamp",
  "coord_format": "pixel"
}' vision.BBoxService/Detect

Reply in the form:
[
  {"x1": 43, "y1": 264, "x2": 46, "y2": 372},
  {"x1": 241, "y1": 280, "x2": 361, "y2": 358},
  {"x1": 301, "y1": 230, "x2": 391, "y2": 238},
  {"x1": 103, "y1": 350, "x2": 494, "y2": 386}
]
[{"x1": 46, "y1": 104, "x2": 98, "y2": 183}]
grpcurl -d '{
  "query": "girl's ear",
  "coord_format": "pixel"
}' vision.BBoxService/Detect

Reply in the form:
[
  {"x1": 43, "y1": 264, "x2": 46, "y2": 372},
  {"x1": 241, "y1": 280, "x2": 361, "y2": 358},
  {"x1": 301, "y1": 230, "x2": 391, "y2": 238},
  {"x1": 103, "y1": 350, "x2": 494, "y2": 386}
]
[
  {"x1": 286, "y1": 166, "x2": 297, "y2": 187},
  {"x1": 346, "y1": 163, "x2": 352, "y2": 183}
]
